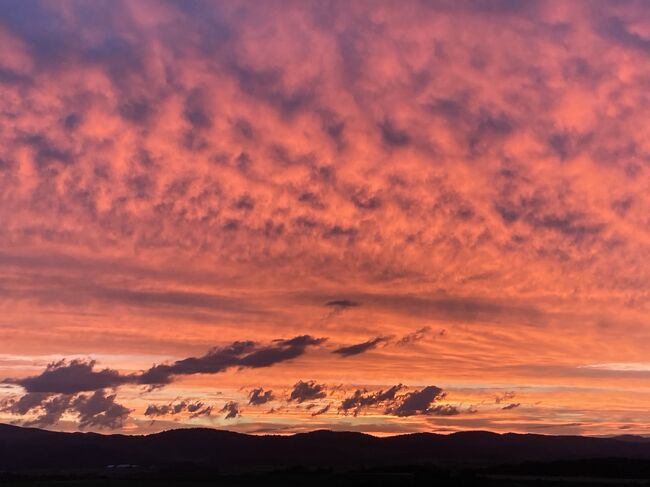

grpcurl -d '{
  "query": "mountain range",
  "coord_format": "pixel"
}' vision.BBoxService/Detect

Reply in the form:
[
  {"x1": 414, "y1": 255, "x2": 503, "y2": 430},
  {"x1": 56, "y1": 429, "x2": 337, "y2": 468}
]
[{"x1": 2, "y1": 423, "x2": 650, "y2": 473}]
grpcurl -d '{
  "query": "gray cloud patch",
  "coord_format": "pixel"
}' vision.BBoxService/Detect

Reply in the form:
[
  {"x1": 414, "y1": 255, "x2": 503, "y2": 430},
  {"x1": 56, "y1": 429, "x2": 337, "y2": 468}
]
[
  {"x1": 0, "y1": 389, "x2": 130, "y2": 429},
  {"x1": 386, "y1": 386, "x2": 457, "y2": 417},
  {"x1": 73, "y1": 390, "x2": 131, "y2": 429},
  {"x1": 183, "y1": 88, "x2": 213, "y2": 129},
  {"x1": 311, "y1": 403, "x2": 330, "y2": 416},
  {"x1": 23, "y1": 394, "x2": 72, "y2": 427},
  {"x1": 144, "y1": 403, "x2": 184, "y2": 417},
  {"x1": 351, "y1": 189, "x2": 382, "y2": 210},
  {"x1": 189, "y1": 404, "x2": 213, "y2": 418},
  {"x1": 6, "y1": 359, "x2": 131, "y2": 394},
  {"x1": 340, "y1": 384, "x2": 404, "y2": 416},
  {"x1": 289, "y1": 380, "x2": 326, "y2": 403},
  {"x1": 325, "y1": 299, "x2": 360, "y2": 308},
  {"x1": 221, "y1": 401, "x2": 240, "y2": 419},
  {"x1": 248, "y1": 387, "x2": 274, "y2": 405},
  {"x1": 333, "y1": 336, "x2": 390, "y2": 357},
  {"x1": 339, "y1": 384, "x2": 459, "y2": 417},
  {"x1": 379, "y1": 118, "x2": 410, "y2": 147},
  {"x1": 2, "y1": 392, "x2": 50, "y2": 415},
  {"x1": 396, "y1": 326, "x2": 435, "y2": 346},
  {"x1": 598, "y1": 16, "x2": 650, "y2": 53},
  {"x1": 144, "y1": 400, "x2": 208, "y2": 417},
  {"x1": 321, "y1": 299, "x2": 361, "y2": 322},
  {"x1": 502, "y1": 402, "x2": 521, "y2": 410}
]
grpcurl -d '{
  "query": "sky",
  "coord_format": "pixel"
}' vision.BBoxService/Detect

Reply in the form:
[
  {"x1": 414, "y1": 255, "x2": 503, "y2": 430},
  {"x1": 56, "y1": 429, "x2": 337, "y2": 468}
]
[{"x1": 0, "y1": 0, "x2": 648, "y2": 436}]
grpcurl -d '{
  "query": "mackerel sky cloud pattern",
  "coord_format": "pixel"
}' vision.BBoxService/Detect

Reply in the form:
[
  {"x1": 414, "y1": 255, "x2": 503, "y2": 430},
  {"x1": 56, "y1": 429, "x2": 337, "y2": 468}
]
[{"x1": 0, "y1": 0, "x2": 648, "y2": 435}]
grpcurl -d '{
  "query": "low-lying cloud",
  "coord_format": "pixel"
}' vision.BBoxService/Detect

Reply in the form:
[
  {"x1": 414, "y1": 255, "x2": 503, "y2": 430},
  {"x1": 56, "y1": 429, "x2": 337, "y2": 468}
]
[
  {"x1": 6, "y1": 359, "x2": 131, "y2": 394},
  {"x1": 144, "y1": 399, "x2": 211, "y2": 418},
  {"x1": 340, "y1": 384, "x2": 460, "y2": 417},
  {"x1": 1, "y1": 389, "x2": 131, "y2": 429},
  {"x1": 340, "y1": 385, "x2": 404, "y2": 416},
  {"x1": 386, "y1": 386, "x2": 458, "y2": 417},
  {"x1": 4, "y1": 335, "x2": 326, "y2": 394},
  {"x1": 221, "y1": 401, "x2": 241, "y2": 419},
  {"x1": 248, "y1": 387, "x2": 275, "y2": 406},
  {"x1": 289, "y1": 380, "x2": 327, "y2": 403}
]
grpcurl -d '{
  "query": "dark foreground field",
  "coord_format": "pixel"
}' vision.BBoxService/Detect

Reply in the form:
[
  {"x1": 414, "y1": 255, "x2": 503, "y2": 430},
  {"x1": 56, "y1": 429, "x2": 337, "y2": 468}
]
[
  {"x1": 2, "y1": 423, "x2": 650, "y2": 485},
  {"x1": 3, "y1": 468, "x2": 650, "y2": 487}
]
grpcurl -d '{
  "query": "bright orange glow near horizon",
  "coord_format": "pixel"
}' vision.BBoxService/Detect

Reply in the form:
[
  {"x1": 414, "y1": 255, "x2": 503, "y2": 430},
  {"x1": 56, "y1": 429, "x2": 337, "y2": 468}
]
[{"x1": 0, "y1": 0, "x2": 648, "y2": 436}]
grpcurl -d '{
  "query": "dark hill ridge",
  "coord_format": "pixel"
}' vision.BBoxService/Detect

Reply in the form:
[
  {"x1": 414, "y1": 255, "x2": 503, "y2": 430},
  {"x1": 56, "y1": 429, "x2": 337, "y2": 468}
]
[{"x1": 1, "y1": 423, "x2": 650, "y2": 472}]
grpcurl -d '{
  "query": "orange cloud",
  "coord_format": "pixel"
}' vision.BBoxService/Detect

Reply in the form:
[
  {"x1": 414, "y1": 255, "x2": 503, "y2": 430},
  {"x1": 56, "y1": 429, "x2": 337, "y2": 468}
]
[{"x1": 0, "y1": 0, "x2": 648, "y2": 435}]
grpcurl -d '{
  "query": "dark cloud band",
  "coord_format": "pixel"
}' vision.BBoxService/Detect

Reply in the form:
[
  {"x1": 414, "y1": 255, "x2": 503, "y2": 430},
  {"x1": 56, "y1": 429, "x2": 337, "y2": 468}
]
[{"x1": 4, "y1": 335, "x2": 326, "y2": 394}]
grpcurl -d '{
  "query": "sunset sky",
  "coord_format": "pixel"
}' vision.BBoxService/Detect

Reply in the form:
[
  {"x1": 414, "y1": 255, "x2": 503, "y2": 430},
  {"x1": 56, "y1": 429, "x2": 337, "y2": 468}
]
[{"x1": 0, "y1": 0, "x2": 648, "y2": 436}]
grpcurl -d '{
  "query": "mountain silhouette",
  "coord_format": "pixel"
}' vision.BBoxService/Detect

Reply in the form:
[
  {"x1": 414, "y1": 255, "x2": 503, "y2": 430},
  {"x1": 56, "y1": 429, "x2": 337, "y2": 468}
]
[{"x1": 2, "y1": 423, "x2": 650, "y2": 473}]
